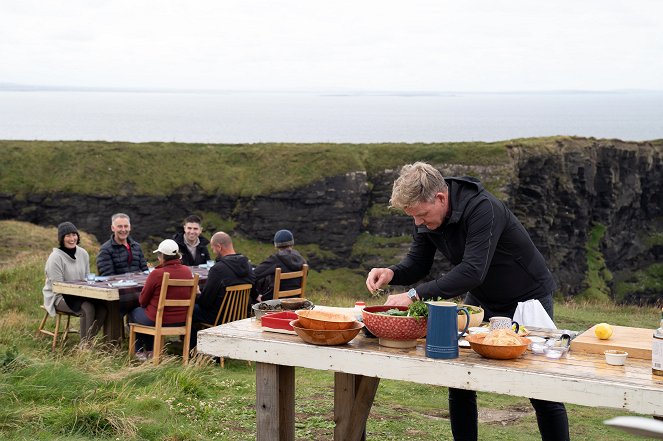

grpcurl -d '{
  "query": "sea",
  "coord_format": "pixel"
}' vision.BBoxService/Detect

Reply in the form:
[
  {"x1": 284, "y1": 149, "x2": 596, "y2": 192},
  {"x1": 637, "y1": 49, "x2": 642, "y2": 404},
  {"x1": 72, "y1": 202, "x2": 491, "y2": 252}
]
[{"x1": 1, "y1": 90, "x2": 662, "y2": 143}]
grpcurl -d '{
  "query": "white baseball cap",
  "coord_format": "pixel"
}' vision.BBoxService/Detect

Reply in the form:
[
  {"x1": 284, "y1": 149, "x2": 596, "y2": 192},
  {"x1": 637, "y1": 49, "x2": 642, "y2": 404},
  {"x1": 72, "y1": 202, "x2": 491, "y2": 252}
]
[{"x1": 153, "y1": 239, "x2": 180, "y2": 256}]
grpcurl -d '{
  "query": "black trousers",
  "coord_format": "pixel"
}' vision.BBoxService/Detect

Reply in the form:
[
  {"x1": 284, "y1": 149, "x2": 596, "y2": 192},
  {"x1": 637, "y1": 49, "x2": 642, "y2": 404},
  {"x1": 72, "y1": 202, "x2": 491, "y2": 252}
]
[{"x1": 450, "y1": 293, "x2": 570, "y2": 441}]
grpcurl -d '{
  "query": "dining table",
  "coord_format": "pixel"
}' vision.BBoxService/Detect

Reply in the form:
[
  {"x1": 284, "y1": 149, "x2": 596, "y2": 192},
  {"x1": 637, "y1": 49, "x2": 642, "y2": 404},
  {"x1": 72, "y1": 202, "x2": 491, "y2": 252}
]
[
  {"x1": 52, "y1": 266, "x2": 209, "y2": 343},
  {"x1": 197, "y1": 308, "x2": 663, "y2": 441}
]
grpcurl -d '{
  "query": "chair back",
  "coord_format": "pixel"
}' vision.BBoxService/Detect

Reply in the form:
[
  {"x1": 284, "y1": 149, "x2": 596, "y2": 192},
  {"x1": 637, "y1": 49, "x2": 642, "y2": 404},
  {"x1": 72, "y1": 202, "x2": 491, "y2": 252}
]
[
  {"x1": 154, "y1": 272, "x2": 199, "y2": 331},
  {"x1": 204, "y1": 283, "x2": 253, "y2": 327},
  {"x1": 273, "y1": 263, "x2": 308, "y2": 300}
]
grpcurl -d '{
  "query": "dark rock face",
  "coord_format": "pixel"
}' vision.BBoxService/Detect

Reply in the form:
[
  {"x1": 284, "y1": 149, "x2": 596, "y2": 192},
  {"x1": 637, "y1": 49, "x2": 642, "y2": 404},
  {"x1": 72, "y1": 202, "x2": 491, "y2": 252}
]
[{"x1": 1, "y1": 138, "x2": 661, "y2": 304}]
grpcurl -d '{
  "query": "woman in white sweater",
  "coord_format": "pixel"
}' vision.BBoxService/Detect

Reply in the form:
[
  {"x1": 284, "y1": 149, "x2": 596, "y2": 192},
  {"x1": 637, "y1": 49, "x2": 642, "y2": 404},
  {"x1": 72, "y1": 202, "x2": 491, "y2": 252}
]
[{"x1": 42, "y1": 222, "x2": 107, "y2": 344}]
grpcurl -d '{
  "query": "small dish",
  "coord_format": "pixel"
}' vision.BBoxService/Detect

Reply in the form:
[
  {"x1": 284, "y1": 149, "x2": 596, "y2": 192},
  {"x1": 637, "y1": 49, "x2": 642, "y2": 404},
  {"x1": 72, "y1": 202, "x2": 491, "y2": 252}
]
[
  {"x1": 95, "y1": 276, "x2": 110, "y2": 282},
  {"x1": 544, "y1": 346, "x2": 566, "y2": 359},
  {"x1": 110, "y1": 280, "x2": 138, "y2": 287},
  {"x1": 605, "y1": 350, "x2": 628, "y2": 366}
]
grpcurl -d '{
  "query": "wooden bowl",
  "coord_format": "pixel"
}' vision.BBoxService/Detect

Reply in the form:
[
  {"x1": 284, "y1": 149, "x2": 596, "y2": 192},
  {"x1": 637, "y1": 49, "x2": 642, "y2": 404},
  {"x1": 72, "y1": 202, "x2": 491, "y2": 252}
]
[
  {"x1": 465, "y1": 333, "x2": 531, "y2": 360},
  {"x1": 295, "y1": 309, "x2": 356, "y2": 330},
  {"x1": 280, "y1": 298, "x2": 310, "y2": 310},
  {"x1": 457, "y1": 304, "x2": 484, "y2": 331},
  {"x1": 290, "y1": 319, "x2": 363, "y2": 345},
  {"x1": 362, "y1": 306, "x2": 427, "y2": 348}
]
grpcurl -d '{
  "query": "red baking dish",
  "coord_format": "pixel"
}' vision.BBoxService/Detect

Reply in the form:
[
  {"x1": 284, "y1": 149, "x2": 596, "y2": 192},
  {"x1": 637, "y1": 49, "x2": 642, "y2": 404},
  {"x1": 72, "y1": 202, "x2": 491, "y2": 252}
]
[{"x1": 261, "y1": 311, "x2": 299, "y2": 334}]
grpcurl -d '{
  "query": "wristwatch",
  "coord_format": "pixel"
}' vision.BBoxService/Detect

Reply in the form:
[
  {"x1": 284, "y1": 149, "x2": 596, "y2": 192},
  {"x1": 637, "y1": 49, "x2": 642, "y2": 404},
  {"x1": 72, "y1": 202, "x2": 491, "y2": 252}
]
[{"x1": 407, "y1": 288, "x2": 419, "y2": 301}]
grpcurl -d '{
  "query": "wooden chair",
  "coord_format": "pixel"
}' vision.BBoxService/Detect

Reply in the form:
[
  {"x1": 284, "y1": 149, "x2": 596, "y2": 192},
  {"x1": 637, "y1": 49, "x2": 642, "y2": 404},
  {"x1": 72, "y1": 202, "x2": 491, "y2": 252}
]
[
  {"x1": 200, "y1": 283, "x2": 253, "y2": 329},
  {"x1": 199, "y1": 283, "x2": 253, "y2": 368},
  {"x1": 273, "y1": 263, "x2": 308, "y2": 300},
  {"x1": 128, "y1": 273, "x2": 199, "y2": 366},
  {"x1": 37, "y1": 305, "x2": 79, "y2": 351}
]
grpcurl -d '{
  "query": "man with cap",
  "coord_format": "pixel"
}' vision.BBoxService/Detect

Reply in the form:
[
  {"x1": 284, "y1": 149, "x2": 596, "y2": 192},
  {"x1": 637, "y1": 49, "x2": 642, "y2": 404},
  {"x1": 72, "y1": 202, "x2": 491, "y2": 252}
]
[
  {"x1": 190, "y1": 231, "x2": 255, "y2": 349},
  {"x1": 250, "y1": 229, "x2": 308, "y2": 304},
  {"x1": 43, "y1": 222, "x2": 107, "y2": 345},
  {"x1": 172, "y1": 214, "x2": 211, "y2": 267},
  {"x1": 127, "y1": 239, "x2": 193, "y2": 360}
]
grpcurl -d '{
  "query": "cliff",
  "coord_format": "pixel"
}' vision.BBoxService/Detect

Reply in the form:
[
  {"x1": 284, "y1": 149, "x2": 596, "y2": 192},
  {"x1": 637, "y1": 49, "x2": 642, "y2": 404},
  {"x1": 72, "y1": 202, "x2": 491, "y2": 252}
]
[{"x1": 1, "y1": 137, "x2": 661, "y2": 304}]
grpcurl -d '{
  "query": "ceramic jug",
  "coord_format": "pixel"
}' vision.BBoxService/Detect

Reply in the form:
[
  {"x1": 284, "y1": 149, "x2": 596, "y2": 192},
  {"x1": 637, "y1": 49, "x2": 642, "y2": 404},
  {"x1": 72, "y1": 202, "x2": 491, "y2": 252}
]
[{"x1": 426, "y1": 301, "x2": 470, "y2": 359}]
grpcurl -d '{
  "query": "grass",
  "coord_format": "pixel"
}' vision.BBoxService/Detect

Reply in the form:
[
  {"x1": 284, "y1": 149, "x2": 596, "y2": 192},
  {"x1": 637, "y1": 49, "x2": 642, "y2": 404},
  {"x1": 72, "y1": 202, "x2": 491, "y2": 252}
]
[
  {"x1": 0, "y1": 139, "x2": 519, "y2": 197},
  {"x1": 0, "y1": 220, "x2": 661, "y2": 440}
]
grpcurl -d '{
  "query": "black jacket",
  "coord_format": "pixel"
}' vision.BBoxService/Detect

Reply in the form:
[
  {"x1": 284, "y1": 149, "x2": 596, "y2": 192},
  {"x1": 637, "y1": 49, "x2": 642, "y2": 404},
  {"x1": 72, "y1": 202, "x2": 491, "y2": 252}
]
[
  {"x1": 389, "y1": 177, "x2": 556, "y2": 313},
  {"x1": 172, "y1": 230, "x2": 211, "y2": 266},
  {"x1": 96, "y1": 235, "x2": 148, "y2": 276},
  {"x1": 252, "y1": 249, "x2": 307, "y2": 302},
  {"x1": 196, "y1": 253, "x2": 255, "y2": 323}
]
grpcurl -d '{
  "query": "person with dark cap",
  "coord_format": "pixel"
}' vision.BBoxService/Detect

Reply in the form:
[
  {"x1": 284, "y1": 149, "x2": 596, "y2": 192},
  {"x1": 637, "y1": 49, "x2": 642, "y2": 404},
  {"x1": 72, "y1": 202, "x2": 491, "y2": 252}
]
[
  {"x1": 171, "y1": 214, "x2": 211, "y2": 267},
  {"x1": 42, "y1": 222, "x2": 107, "y2": 346},
  {"x1": 190, "y1": 231, "x2": 255, "y2": 349},
  {"x1": 127, "y1": 239, "x2": 194, "y2": 361},
  {"x1": 250, "y1": 229, "x2": 308, "y2": 304}
]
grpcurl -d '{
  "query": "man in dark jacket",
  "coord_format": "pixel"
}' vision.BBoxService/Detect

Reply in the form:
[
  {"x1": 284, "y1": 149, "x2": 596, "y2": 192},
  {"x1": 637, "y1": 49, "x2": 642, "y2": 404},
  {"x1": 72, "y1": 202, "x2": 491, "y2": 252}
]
[
  {"x1": 96, "y1": 213, "x2": 149, "y2": 276},
  {"x1": 251, "y1": 229, "x2": 307, "y2": 303},
  {"x1": 172, "y1": 215, "x2": 211, "y2": 267},
  {"x1": 190, "y1": 231, "x2": 255, "y2": 348},
  {"x1": 366, "y1": 162, "x2": 569, "y2": 441},
  {"x1": 96, "y1": 213, "x2": 149, "y2": 314}
]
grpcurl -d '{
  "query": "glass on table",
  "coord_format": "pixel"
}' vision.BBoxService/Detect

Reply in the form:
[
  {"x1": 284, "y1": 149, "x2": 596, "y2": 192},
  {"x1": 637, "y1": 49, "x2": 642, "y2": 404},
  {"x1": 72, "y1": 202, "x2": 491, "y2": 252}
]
[
  {"x1": 207, "y1": 259, "x2": 215, "y2": 268},
  {"x1": 86, "y1": 273, "x2": 96, "y2": 285}
]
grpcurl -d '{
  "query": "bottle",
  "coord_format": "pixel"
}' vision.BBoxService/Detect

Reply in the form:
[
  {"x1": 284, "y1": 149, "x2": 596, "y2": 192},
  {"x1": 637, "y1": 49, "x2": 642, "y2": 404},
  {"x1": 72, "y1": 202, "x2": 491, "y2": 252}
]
[
  {"x1": 653, "y1": 308, "x2": 663, "y2": 377},
  {"x1": 354, "y1": 301, "x2": 366, "y2": 322}
]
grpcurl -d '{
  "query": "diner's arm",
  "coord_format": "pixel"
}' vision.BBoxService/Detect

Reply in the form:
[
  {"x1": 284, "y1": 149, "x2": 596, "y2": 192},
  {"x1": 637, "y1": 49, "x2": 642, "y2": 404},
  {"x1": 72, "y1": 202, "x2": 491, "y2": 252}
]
[{"x1": 96, "y1": 248, "x2": 115, "y2": 276}]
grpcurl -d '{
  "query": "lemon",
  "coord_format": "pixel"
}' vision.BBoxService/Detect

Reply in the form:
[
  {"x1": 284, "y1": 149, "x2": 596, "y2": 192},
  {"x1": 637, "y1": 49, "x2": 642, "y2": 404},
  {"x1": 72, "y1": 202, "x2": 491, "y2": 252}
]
[{"x1": 594, "y1": 323, "x2": 613, "y2": 340}]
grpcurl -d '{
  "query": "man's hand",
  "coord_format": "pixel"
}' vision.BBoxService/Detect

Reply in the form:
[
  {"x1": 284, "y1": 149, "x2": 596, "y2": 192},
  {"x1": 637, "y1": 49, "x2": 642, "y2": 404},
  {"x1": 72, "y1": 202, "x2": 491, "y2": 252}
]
[
  {"x1": 366, "y1": 268, "x2": 394, "y2": 293},
  {"x1": 384, "y1": 292, "x2": 412, "y2": 307}
]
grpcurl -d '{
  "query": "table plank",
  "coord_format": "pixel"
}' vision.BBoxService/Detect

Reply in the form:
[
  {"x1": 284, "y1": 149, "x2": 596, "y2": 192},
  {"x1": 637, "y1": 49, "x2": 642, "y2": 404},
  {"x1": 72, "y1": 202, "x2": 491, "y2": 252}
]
[{"x1": 198, "y1": 317, "x2": 663, "y2": 416}]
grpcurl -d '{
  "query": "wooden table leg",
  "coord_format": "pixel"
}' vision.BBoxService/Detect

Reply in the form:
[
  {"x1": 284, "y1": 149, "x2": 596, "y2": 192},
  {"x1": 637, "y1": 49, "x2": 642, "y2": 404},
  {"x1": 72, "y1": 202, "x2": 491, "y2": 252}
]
[
  {"x1": 334, "y1": 372, "x2": 380, "y2": 441},
  {"x1": 256, "y1": 362, "x2": 295, "y2": 441},
  {"x1": 104, "y1": 300, "x2": 122, "y2": 343}
]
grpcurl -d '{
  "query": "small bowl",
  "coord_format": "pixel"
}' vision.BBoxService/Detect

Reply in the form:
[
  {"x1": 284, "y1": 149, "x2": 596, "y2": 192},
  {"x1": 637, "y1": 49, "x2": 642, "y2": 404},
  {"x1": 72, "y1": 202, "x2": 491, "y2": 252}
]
[
  {"x1": 465, "y1": 333, "x2": 531, "y2": 360},
  {"x1": 295, "y1": 309, "x2": 356, "y2": 330},
  {"x1": 543, "y1": 346, "x2": 566, "y2": 359},
  {"x1": 280, "y1": 298, "x2": 310, "y2": 310},
  {"x1": 457, "y1": 304, "x2": 484, "y2": 331},
  {"x1": 604, "y1": 350, "x2": 628, "y2": 366},
  {"x1": 252, "y1": 300, "x2": 283, "y2": 320},
  {"x1": 290, "y1": 319, "x2": 363, "y2": 345}
]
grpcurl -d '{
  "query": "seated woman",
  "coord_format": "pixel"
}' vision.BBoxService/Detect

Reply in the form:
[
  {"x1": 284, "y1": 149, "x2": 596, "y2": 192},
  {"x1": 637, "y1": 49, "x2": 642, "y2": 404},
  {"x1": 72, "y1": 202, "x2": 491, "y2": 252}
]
[
  {"x1": 42, "y1": 222, "x2": 107, "y2": 347},
  {"x1": 127, "y1": 239, "x2": 193, "y2": 361}
]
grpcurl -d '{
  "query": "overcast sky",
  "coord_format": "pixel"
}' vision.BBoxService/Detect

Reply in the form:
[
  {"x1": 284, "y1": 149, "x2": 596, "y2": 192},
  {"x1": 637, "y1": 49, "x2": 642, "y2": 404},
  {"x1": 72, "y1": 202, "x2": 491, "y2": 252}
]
[{"x1": 1, "y1": 0, "x2": 662, "y2": 92}]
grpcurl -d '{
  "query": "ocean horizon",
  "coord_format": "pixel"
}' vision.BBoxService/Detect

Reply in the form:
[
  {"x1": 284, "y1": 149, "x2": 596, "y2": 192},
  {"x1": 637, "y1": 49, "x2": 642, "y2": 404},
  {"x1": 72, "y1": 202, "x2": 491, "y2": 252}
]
[{"x1": 1, "y1": 89, "x2": 662, "y2": 144}]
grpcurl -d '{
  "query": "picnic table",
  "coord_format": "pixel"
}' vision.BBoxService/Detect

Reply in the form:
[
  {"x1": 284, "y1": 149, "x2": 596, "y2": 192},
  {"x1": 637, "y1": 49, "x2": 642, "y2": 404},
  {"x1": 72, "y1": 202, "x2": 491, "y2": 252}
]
[
  {"x1": 53, "y1": 267, "x2": 208, "y2": 342},
  {"x1": 197, "y1": 311, "x2": 663, "y2": 441}
]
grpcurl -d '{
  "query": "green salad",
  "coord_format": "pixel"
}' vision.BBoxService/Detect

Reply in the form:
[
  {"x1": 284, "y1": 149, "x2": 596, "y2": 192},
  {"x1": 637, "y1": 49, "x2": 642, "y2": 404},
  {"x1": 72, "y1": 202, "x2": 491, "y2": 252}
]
[{"x1": 377, "y1": 301, "x2": 428, "y2": 318}]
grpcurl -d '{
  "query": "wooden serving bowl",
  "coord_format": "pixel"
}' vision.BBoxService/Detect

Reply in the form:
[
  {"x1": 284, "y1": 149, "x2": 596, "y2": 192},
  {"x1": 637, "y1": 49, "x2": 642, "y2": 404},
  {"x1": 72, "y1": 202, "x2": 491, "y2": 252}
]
[
  {"x1": 457, "y1": 304, "x2": 484, "y2": 331},
  {"x1": 295, "y1": 309, "x2": 356, "y2": 330},
  {"x1": 279, "y1": 298, "x2": 311, "y2": 310},
  {"x1": 290, "y1": 319, "x2": 363, "y2": 345},
  {"x1": 362, "y1": 305, "x2": 427, "y2": 348},
  {"x1": 465, "y1": 333, "x2": 531, "y2": 360}
]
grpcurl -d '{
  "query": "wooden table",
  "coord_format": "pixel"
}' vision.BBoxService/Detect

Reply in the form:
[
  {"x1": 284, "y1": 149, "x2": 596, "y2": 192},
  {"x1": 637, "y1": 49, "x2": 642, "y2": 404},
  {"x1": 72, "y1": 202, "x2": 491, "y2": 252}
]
[
  {"x1": 197, "y1": 314, "x2": 663, "y2": 441},
  {"x1": 53, "y1": 267, "x2": 208, "y2": 342}
]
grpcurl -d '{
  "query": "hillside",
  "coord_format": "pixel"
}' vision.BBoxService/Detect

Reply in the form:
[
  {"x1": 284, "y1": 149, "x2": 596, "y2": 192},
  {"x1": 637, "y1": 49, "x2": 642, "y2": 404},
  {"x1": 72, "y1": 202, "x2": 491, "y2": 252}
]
[{"x1": 1, "y1": 137, "x2": 661, "y2": 304}]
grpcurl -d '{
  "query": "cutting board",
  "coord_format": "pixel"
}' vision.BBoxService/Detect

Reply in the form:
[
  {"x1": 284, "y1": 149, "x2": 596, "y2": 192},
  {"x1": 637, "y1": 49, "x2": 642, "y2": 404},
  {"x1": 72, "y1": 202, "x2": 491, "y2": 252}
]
[{"x1": 570, "y1": 325, "x2": 653, "y2": 359}]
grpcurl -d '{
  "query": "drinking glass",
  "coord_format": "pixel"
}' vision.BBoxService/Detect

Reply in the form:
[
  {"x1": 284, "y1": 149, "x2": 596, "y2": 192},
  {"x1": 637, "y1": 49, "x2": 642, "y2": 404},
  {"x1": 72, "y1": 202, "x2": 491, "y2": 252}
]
[
  {"x1": 86, "y1": 273, "x2": 96, "y2": 285},
  {"x1": 207, "y1": 260, "x2": 215, "y2": 268}
]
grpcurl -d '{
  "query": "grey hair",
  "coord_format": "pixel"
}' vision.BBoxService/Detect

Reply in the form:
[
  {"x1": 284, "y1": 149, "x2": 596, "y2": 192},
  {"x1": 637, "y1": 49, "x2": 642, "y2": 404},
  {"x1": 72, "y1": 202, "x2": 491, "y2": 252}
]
[
  {"x1": 111, "y1": 213, "x2": 130, "y2": 224},
  {"x1": 389, "y1": 162, "x2": 448, "y2": 210}
]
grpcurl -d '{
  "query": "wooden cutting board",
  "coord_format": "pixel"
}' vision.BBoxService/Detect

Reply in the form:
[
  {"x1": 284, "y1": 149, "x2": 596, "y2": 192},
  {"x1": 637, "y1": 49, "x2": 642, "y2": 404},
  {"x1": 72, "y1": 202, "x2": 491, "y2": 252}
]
[{"x1": 570, "y1": 325, "x2": 653, "y2": 359}]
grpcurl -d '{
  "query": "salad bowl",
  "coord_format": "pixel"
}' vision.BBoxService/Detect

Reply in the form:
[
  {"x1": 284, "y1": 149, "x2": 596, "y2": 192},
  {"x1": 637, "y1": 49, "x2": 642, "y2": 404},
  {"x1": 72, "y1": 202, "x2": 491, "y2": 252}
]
[{"x1": 362, "y1": 305, "x2": 428, "y2": 348}]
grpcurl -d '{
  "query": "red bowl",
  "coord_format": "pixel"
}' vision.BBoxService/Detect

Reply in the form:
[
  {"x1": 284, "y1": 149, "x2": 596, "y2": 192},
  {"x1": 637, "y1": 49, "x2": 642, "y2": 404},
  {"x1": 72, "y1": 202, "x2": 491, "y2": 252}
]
[{"x1": 362, "y1": 305, "x2": 428, "y2": 344}]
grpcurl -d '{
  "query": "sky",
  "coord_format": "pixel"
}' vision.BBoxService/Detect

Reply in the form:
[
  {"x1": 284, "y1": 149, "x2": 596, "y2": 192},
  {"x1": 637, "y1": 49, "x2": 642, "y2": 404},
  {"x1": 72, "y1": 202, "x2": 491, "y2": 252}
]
[{"x1": 1, "y1": 0, "x2": 662, "y2": 92}]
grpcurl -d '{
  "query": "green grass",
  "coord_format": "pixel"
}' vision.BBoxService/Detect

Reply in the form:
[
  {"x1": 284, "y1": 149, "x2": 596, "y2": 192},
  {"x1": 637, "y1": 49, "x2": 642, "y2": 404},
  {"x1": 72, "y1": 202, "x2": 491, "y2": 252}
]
[
  {"x1": 0, "y1": 139, "x2": 517, "y2": 197},
  {"x1": 0, "y1": 220, "x2": 660, "y2": 440}
]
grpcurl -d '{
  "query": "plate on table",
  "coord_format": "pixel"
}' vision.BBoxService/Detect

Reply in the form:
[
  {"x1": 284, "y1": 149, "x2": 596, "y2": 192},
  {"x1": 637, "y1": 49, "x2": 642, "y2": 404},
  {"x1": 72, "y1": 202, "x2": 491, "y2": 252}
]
[
  {"x1": 95, "y1": 276, "x2": 110, "y2": 282},
  {"x1": 110, "y1": 280, "x2": 138, "y2": 288}
]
